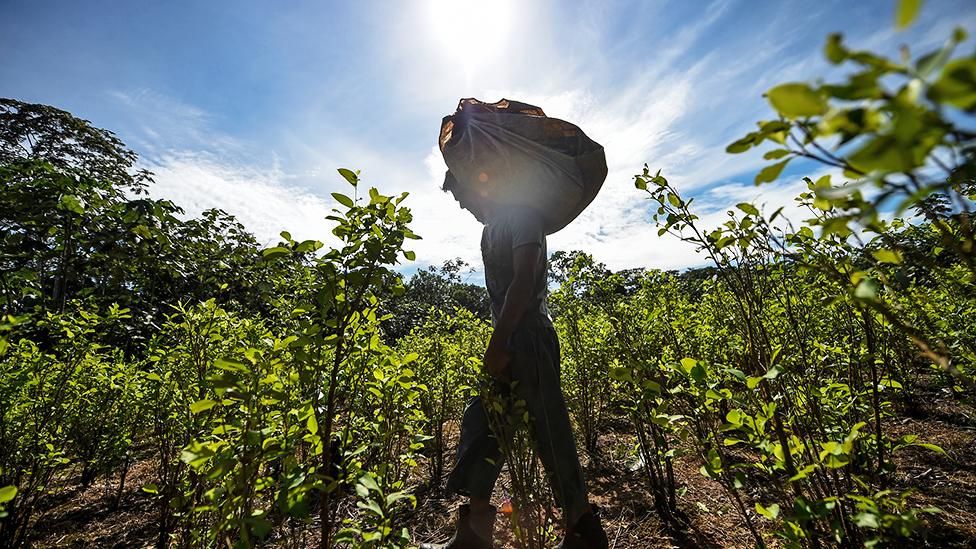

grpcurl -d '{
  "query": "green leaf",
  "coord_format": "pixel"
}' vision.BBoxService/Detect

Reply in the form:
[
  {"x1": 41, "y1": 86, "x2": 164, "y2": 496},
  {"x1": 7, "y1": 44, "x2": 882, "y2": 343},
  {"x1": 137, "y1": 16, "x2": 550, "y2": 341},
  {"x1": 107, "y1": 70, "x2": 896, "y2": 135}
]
[
  {"x1": 756, "y1": 502, "x2": 780, "y2": 520},
  {"x1": 262, "y1": 246, "x2": 290, "y2": 260},
  {"x1": 359, "y1": 474, "x2": 380, "y2": 493},
  {"x1": 58, "y1": 194, "x2": 85, "y2": 215},
  {"x1": 726, "y1": 135, "x2": 755, "y2": 154},
  {"x1": 332, "y1": 193, "x2": 355, "y2": 208},
  {"x1": 190, "y1": 399, "x2": 218, "y2": 414},
  {"x1": 848, "y1": 135, "x2": 915, "y2": 173},
  {"x1": 767, "y1": 83, "x2": 827, "y2": 118},
  {"x1": 360, "y1": 499, "x2": 384, "y2": 518},
  {"x1": 642, "y1": 379, "x2": 662, "y2": 394},
  {"x1": 854, "y1": 278, "x2": 880, "y2": 301},
  {"x1": 763, "y1": 364, "x2": 784, "y2": 380},
  {"x1": 180, "y1": 441, "x2": 214, "y2": 469},
  {"x1": 855, "y1": 512, "x2": 880, "y2": 528},
  {"x1": 403, "y1": 250, "x2": 416, "y2": 261},
  {"x1": 822, "y1": 216, "x2": 852, "y2": 238},
  {"x1": 895, "y1": 0, "x2": 922, "y2": 29},
  {"x1": 871, "y1": 249, "x2": 903, "y2": 264},
  {"x1": 789, "y1": 464, "x2": 817, "y2": 482},
  {"x1": 386, "y1": 490, "x2": 413, "y2": 507},
  {"x1": 916, "y1": 43, "x2": 954, "y2": 79},
  {"x1": 245, "y1": 515, "x2": 273, "y2": 540},
  {"x1": 754, "y1": 159, "x2": 791, "y2": 184},
  {"x1": 879, "y1": 377, "x2": 903, "y2": 389},
  {"x1": 825, "y1": 33, "x2": 847, "y2": 64},
  {"x1": 215, "y1": 358, "x2": 247, "y2": 372},
  {"x1": 736, "y1": 203, "x2": 760, "y2": 216},
  {"x1": 928, "y1": 58, "x2": 976, "y2": 111},
  {"x1": 725, "y1": 409, "x2": 743, "y2": 426},
  {"x1": 0, "y1": 485, "x2": 16, "y2": 504},
  {"x1": 912, "y1": 443, "x2": 947, "y2": 455},
  {"x1": 610, "y1": 367, "x2": 633, "y2": 382},
  {"x1": 295, "y1": 239, "x2": 323, "y2": 253},
  {"x1": 763, "y1": 149, "x2": 791, "y2": 160},
  {"x1": 337, "y1": 168, "x2": 359, "y2": 186}
]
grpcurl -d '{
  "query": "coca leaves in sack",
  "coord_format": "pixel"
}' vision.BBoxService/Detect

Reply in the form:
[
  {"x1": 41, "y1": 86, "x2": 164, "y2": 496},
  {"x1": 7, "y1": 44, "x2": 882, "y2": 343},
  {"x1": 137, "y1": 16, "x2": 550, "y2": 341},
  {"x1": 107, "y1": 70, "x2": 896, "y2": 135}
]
[{"x1": 439, "y1": 98, "x2": 607, "y2": 235}]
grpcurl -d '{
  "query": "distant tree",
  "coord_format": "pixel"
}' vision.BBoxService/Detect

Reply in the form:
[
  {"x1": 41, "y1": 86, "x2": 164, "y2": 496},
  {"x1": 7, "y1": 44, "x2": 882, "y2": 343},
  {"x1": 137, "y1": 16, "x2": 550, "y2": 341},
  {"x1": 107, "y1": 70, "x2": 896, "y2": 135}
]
[
  {"x1": 0, "y1": 98, "x2": 151, "y2": 190},
  {"x1": 380, "y1": 258, "x2": 489, "y2": 340},
  {"x1": 0, "y1": 99, "x2": 285, "y2": 351}
]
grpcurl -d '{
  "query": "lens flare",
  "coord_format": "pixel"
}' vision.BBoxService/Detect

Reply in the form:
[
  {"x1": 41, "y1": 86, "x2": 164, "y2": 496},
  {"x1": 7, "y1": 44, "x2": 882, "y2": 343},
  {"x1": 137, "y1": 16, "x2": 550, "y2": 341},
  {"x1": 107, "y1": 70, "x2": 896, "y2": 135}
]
[{"x1": 427, "y1": 0, "x2": 511, "y2": 73}]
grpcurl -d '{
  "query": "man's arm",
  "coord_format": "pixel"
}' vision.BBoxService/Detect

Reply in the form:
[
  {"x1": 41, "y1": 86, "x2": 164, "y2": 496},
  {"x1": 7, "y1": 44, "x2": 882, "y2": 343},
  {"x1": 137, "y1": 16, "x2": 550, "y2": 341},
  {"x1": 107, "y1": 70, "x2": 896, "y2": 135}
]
[{"x1": 483, "y1": 243, "x2": 541, "y2": 377}]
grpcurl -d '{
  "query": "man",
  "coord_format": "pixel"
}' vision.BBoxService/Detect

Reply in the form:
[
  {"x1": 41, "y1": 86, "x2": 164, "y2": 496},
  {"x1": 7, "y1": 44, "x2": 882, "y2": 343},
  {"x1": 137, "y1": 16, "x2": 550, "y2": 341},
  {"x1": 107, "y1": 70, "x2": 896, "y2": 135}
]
[{"x1": 421, "y1": 178, "x2": 608, "y2": 549}]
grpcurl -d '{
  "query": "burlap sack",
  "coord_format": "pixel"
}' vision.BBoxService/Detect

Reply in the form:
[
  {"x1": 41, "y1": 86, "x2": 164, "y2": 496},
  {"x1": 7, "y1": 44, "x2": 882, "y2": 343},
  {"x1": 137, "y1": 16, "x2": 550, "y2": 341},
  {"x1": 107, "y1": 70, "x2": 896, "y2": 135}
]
[{"x1": 439, "y1": 98, "x2": 607, "y2": 235}]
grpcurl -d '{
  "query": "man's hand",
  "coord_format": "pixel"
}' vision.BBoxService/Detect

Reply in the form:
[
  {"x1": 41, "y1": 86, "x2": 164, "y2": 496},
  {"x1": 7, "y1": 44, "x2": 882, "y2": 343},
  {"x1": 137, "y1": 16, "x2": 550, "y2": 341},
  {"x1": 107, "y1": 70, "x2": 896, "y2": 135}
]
[
  {"x1": 483, "y1": 339, "x2": 511, "y2": 378},
  {"x1": 484, "y1": 243, "x2": 541, "y2": 378}
]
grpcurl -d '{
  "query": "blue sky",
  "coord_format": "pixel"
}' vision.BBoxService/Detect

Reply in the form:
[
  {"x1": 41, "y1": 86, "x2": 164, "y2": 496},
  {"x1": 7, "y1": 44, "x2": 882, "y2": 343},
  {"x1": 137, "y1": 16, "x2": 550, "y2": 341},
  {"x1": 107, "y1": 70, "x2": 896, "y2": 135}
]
[{"x1": 3, "y1": 0, "x2": 974, "y2": 276}]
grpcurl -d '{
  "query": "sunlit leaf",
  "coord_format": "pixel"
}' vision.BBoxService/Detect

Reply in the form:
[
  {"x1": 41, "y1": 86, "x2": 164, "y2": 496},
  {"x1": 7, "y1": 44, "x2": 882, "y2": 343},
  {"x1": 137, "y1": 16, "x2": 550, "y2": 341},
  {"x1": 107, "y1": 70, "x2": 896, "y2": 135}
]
[
  {"x1": 337, "y1": 168, "x2": 359, "y2": 186},
  {"x1": 825, "y1": 33, "x2": 847, "y2": 64},
  {"x1": 854, "y1": 278, "x2": 880, "y2": 301},
  {"x1": 755, "y1": 159, "x2": 791, "y2": 184},
  {"x1": 767, "y1": 83, "x2": 826, "y2": 118},
  {"x1": 0, "y1": 485, "x2": 16, "y2": 504},
  {"x1": 756, "y1": 502, "x2": 780, "y2": 520},
  {"x1": 262, "y1": 246, "x2": 290, "y2": 260},
  {"x1": 736, "y1": 203, "x2": 760, "y2": 216},
  {"x1": 871, "y1": 249, "x2": 903, "y2": 264},
  {"x1": 895, "y1": 0, "x2": 923, "y2": 29},
  {"x1": 763, "y1": 149, "x2": 791, "y2": 160},
  {"x1": 332, "y1": 193, "x2": 355, "y2": 208},
  {"x1": 190, "y1": 399, "x2": 218, "y2": 414}
]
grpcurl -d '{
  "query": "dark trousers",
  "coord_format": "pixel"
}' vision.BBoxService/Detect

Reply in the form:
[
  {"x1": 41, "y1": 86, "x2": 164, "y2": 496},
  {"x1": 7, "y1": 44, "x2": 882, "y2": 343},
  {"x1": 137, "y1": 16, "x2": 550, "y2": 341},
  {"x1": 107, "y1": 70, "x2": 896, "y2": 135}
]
[{"x1": 445, "y1": 323, "x2": 589, "y2": 524}]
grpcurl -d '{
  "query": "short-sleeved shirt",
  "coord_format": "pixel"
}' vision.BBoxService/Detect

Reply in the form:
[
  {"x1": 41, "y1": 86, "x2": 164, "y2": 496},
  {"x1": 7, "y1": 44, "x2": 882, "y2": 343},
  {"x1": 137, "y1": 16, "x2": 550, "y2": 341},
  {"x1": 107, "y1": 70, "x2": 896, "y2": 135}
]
[{"x1": 481, "y1": 205, "x2": 551, "y2": 326}]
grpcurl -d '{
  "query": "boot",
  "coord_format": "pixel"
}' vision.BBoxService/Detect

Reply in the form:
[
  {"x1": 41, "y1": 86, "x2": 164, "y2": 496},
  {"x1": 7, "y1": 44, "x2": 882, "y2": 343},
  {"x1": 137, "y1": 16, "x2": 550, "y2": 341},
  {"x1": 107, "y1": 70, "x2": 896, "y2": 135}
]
[
  {"x1": 556, "y1": 505, "x2": 609, "y2": 549},
  {"x1": 420, "y1": 503, "x2": 496, "y2": 549}
]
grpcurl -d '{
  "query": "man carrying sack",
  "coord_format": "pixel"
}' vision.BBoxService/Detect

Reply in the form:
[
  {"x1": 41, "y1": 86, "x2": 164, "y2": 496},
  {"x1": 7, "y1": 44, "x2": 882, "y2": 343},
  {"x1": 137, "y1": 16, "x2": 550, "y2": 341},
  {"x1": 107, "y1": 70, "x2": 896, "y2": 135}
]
[{"x1": 420, "y1": 99, "x2": 609, "y2": 549}]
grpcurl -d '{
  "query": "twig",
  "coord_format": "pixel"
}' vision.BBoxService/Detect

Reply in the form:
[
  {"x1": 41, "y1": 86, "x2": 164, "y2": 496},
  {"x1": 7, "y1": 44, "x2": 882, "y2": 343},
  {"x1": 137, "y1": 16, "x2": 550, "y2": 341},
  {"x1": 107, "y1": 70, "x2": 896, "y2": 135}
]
[{"x1": 611, "y1": 521, "x2": 623, "y2": 549}]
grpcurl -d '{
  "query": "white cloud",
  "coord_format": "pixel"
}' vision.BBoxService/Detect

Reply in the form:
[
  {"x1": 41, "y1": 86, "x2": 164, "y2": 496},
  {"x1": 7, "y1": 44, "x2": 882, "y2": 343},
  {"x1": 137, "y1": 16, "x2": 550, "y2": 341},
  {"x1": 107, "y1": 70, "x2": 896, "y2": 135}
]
[{"x1": 144, "y1": 152, "x2": 339, "y2": 247}]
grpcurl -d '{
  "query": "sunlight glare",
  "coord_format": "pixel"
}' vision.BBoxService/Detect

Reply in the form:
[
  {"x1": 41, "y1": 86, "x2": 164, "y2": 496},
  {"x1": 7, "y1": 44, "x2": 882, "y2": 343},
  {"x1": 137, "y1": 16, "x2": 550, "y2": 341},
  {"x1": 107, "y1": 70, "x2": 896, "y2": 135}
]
[{"x1": 427, "y1": 0, "x2": 511, "y2": 73}]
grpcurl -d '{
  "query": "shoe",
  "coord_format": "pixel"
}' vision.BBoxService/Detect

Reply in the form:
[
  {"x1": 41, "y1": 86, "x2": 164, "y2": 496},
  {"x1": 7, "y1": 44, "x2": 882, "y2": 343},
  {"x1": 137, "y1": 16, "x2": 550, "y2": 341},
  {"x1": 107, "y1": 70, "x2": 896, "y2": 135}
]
[
  {"x1": 556, "y1": 505, "x2": 609, "y2": 549},
  {"x1": 420, "y1": 503, "x2": 496, "y2": 549}
]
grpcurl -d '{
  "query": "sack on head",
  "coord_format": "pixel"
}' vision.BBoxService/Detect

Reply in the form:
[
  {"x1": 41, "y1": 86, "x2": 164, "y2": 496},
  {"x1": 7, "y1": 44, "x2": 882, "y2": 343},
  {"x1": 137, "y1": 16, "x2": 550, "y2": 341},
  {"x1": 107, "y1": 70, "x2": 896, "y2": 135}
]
[{"x1": 439, "y1": 98, "x2": 608, "y2": 235}]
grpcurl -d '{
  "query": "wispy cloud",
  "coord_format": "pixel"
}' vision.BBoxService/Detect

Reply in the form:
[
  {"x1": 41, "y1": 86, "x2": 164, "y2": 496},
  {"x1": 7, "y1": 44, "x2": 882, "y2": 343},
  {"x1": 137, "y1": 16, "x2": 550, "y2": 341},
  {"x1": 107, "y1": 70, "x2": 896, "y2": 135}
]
[{"x1": 108, "y1": 89, "x2": 245, "y2": 160}]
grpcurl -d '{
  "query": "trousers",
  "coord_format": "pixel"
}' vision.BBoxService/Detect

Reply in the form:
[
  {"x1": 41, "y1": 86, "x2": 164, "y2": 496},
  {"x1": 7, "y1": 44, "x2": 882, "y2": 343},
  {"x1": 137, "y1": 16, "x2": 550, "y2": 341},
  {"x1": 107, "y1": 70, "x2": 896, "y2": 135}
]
[{"x1": 445, "y1": 321, "x2": 589, "y2": 524}]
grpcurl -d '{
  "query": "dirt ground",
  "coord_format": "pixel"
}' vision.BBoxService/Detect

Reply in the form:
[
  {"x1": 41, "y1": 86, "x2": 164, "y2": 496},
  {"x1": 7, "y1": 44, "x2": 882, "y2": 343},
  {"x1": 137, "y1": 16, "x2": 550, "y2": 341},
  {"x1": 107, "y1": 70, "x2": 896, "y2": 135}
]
[{"x1": 26, "y1": 385, "x2": 976, "y2": 548}]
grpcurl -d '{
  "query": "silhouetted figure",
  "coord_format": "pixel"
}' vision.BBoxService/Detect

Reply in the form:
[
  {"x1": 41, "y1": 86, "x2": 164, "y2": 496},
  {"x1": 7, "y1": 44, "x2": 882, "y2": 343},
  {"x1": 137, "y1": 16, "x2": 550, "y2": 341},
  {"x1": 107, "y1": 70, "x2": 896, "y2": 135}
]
[{"x1": 420, "y1": 178, "x2": 608, "y2": 549}]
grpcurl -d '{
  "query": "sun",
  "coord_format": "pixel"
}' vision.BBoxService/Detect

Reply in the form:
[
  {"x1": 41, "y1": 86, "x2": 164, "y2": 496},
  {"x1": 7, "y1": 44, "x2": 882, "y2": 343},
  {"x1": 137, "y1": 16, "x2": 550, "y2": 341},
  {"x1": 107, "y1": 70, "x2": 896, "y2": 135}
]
[{"x1": 427, "y1": 0, "x2": 511, "y2": 71}]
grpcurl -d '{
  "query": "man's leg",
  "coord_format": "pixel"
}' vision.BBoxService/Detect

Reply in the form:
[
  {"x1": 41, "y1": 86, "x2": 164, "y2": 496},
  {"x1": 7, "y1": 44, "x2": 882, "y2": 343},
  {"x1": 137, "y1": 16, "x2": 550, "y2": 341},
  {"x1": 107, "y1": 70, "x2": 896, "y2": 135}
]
[
  {"x1": 508, "y1": 325, "x2": 609, "y2": 548},
  {"x1": 420, "y1": 394, "x2": 506, "y2": 548},
  {"x1": 445, "y1": 394, "x2": 506, "y2": 502},
  {"x1": 507, "y1": 326, "x2": 590, "y2": 525}
]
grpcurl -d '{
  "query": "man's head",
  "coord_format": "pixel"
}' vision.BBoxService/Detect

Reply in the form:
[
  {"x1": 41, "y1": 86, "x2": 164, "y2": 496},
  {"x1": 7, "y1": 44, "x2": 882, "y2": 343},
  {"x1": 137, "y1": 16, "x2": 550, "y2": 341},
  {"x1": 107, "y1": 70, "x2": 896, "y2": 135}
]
[{"x1": 443, "y1": 171, "x2": 494, "y2": 224}]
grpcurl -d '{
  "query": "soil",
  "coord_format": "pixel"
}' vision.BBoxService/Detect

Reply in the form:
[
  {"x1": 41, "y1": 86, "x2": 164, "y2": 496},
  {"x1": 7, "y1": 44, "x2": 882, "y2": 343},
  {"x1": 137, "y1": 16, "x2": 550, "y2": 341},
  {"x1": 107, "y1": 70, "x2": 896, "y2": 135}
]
[{"x1": 24, "y1": 385, "x2": 976, "y2": 548}]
